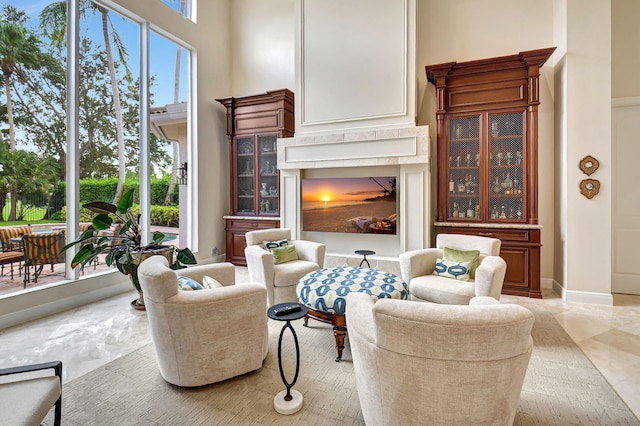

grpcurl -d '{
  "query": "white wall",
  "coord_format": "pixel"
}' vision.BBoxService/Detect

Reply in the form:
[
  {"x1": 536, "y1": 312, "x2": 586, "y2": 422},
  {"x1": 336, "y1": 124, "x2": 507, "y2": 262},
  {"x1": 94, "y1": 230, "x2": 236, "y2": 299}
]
[{"x1": 229, "y1": 0, "x2": 295, "y2": 96}]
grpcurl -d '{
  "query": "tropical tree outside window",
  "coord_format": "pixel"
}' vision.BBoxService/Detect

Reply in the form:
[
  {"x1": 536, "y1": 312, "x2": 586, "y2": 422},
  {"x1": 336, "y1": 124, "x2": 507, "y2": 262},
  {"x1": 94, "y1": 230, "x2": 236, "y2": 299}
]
[{"x1": 0, "y1": 0, "x2": 193, "y2": 292}]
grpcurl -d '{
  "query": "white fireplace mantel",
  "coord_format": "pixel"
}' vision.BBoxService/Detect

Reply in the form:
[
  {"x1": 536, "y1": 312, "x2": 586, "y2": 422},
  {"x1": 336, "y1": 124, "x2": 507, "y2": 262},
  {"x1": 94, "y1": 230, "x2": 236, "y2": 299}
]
[{"x1": 277, "y1": 125, "x2": 431, "y2": 257}]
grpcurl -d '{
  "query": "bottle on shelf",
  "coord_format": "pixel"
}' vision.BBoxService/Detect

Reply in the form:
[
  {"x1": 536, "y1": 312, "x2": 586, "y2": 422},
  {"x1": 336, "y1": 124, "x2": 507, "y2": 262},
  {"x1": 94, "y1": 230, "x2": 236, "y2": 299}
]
[
  {"x1": 449, "y1": 174, "x2": 454, "y2": 193},
  {"x1": 475, "y1": 204, "x2": 480, "y2": 218},
  {"x1": 466, "y1": 200, "x2": 474, "y2": 218},
  {"x1": 493, "y1": 177, "x2": 501, "y2": 194},
  {"x1": 457, "y1": 178, "x2": 466, "y2": 193},
  {"x1": 452, "y1": 202, "x2": 459, "y2": 218},
  {"x1": 503, "y1": 173, "x2": 513, "y2": 194},
  {"x1": 491, "y1": 205, "x2": 498, "y2": 219},
  {"x1": 499, "y1": 206, "x2": 507, "y2": 219}
]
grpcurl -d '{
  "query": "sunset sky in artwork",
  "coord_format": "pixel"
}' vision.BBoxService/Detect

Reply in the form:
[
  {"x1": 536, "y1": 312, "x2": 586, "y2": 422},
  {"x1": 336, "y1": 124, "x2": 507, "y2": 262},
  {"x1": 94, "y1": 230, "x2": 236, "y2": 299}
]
[{"x1": 302, "y1": 177, "x2": 394, "y2": 202}]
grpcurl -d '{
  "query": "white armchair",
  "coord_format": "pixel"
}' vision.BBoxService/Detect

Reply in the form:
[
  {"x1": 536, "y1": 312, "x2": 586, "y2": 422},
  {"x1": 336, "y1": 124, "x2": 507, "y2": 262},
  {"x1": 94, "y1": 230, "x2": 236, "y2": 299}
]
[
  {"x1": 347, "y1": 293, "x2": 534, "y2": 426},
  {"x1": 138, "y1": 256, "x2": 268, "y2": 387},
  {"x1": 399, "y1": 233, "x2": 507, "y2": 304},
  {"x1": 244, "y1": 228, "x2": 326, "y2": 307}
]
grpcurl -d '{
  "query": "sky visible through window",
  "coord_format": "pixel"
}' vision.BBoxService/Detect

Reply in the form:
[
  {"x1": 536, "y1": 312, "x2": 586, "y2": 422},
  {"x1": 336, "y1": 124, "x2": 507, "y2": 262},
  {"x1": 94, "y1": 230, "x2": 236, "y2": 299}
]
[{"x1": 10, "y1": 0, "x2": 188, "y2": 110}]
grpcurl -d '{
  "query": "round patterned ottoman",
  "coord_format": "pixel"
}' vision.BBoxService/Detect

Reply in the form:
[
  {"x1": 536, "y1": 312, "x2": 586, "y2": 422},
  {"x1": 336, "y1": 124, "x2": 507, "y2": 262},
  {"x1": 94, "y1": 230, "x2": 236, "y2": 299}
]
[{"x1": 296, "y1": 266, "x2": 408, "y2": 361}]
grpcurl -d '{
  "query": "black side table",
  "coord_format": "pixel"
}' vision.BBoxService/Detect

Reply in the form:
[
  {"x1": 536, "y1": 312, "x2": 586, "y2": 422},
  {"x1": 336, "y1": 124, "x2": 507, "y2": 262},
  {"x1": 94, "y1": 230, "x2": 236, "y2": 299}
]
[
  {"x1": 267, "y1": 302, "x2": 309, "y2": 415},
  {"x1": 354, "y1": 249, "x2": 375, "y2": 267}
]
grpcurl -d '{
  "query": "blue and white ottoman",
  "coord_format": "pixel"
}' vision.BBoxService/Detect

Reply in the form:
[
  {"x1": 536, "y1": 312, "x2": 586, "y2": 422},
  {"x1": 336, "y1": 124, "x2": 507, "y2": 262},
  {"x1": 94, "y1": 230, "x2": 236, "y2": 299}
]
[{"x1": 296, "y1": 266, "x2": 408, "y2": 361}]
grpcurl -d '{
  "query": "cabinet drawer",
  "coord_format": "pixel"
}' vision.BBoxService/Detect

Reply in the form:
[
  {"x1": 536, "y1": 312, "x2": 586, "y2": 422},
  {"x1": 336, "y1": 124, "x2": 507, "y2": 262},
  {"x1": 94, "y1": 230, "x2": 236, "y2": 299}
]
[
  {"x1": 472, "y1": 229, "x2": 530, "y2": 242},
  {"x1": 226, "y1": 219, "x2": 279, "y2": 230},
  {"x1": 441, "y1": 227, "x2": 530, "y2": 242}
]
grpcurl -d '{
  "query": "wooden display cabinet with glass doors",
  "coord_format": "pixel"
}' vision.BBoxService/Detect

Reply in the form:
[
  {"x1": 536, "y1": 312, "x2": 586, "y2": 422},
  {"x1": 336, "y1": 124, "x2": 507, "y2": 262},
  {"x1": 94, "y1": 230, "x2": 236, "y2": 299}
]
[
  {"x1": 426, "y1": 48, "x2": 555, "y2": 298},
  {"x1": 217, "y1": 89, "x2": 294, "y2": 266}
]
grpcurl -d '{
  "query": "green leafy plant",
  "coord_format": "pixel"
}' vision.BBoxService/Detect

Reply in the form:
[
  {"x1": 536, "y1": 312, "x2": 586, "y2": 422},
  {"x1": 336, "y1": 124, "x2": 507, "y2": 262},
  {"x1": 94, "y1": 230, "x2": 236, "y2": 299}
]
[{"x1": 63, "y1": 188, "x2": 196, "y2": 306}]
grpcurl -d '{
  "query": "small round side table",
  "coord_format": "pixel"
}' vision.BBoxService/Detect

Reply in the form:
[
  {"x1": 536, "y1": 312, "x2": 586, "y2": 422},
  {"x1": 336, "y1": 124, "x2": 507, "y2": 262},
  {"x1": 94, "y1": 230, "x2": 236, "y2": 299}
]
[
  {"x1": 267, "y1": 302, "x2": 309, "y2": 415},
  {"x1": 354, "y1": 249, "x2": 375, "y2": 267}
]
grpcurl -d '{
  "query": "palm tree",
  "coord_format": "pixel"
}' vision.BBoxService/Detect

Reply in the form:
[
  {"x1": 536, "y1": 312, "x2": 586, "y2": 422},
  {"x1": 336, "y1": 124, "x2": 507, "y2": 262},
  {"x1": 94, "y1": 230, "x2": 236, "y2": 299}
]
[
  {"x1": 0, "y1": 21, "x2": 46, "y2": 220},
  {"x1": 40, "y1": 1, "x2": 131, "y2": 202}
]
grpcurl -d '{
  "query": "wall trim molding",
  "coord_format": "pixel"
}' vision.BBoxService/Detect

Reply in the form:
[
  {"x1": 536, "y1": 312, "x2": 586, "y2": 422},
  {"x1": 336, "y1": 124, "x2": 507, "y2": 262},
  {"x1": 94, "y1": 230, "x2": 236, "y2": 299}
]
[
  {"x1": 552, "y1": 280, "x2": 614, "y2": 306},
  {"x1": 612, "y1": 96, "x2": 640, "y2": 107}
]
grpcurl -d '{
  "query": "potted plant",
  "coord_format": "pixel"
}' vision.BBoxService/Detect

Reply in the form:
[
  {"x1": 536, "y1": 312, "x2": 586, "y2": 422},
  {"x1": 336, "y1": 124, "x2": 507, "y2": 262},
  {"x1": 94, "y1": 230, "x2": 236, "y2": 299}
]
[{"x1": 63, "y1": 188, "x2": 196, "y2": 310}]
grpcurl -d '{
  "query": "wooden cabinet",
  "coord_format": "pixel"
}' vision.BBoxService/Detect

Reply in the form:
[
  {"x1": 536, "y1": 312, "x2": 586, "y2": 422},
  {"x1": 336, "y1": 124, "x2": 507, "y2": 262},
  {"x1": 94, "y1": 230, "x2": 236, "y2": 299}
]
[
  {"x1": 426, "y1": 48, "x2": 554, "y2": 298},
  {"x1": 216, "y1": 89, "x2": 294, "y2": 265}
]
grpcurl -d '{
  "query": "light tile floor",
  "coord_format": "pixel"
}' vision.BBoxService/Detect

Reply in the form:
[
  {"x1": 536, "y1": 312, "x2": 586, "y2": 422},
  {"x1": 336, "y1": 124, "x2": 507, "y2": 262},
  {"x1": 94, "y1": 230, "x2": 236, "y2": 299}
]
[{"x1": 0, "y1": 268, "x2": 639, "y2": 420}]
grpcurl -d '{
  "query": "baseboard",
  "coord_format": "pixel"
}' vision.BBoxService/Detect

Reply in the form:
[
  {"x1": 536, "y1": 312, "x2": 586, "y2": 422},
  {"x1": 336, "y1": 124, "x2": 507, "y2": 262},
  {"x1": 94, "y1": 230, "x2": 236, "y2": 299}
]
[
  {"x1": 541, "y1": 277, "x2": 554, "y2": 289},
  {"x1": 0, "y1": 280, "x2": 132, "y2": 331},
  {"x1": 552, "y1": 280, "x2": 613, "y2": 305}
]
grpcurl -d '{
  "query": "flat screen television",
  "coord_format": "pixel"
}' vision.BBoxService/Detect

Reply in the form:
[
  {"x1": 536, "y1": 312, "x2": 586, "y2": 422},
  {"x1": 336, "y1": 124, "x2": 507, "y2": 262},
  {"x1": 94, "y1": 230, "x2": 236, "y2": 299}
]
[{"x1": 301, "y1": 176, "x2": 397, "y2": 234}]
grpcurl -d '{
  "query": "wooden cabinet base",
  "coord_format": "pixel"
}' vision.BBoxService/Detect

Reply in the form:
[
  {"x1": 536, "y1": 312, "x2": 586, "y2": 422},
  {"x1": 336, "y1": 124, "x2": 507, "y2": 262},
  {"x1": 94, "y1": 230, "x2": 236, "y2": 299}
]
[
  {"x1": 225, "y1": 217, "x2": 280, "y2": 266},
  {"x1": 435, "y1": 224, "x2": 542, "y2": 298}
]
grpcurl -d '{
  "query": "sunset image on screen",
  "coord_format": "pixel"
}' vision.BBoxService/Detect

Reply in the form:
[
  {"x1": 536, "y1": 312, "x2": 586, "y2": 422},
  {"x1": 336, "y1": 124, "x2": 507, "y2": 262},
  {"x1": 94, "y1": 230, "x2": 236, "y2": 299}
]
[{"x1": 301, "y1": 177, "x2": 397, "y2": 234}]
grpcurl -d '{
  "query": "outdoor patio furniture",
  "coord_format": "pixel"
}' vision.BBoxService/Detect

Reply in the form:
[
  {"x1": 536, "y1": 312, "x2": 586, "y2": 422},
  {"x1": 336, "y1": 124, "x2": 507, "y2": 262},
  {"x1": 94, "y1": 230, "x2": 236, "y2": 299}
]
[
  {"x1": 0, "y1": 225, "x2": 32, "y2": 278},
  {"x1": 22, "y1": 232, "x2": 66, "y2": 288}
]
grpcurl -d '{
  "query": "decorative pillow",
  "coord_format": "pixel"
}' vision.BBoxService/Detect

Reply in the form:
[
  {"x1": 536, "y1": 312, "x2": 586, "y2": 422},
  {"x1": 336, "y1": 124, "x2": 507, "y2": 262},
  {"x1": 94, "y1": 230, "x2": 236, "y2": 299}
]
[
  {"x1": 177, "y1": 276, "x2": 203, "y2": 291},
  {"x1": 262, "y1": 239, "x2": 289, "y2": 250},
  {"x1": 433, "y1": 258, "x2": 472, "y2": 281},
  {"x1": 271, "y1": 244, "x2": 298, "y2": 264},
  {"x1": 443, "y1": 247, "x2": 480, "y2": 279},
  {"x1": 202, "y1": 275, "x2": 223, "y2": 289}
]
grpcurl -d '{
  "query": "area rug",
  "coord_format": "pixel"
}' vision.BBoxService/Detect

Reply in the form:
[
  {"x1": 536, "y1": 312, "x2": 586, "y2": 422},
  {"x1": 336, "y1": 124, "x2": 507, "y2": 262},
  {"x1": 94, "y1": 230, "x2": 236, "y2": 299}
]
[{"x1": 59, "y1": 306, "x2": 639, "y2": 425}]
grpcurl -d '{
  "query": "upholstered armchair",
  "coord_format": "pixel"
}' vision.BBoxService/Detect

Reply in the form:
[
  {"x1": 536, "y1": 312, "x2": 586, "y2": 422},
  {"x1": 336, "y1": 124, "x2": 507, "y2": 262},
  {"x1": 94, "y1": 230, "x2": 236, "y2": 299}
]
[
  {"x1": 0, "y1": 360, "x2": 62, "y2": 426},
  {"x1": 399, "y1": 233, "x2": 507, "y2": 304},
  {"x1": 347, "y1": 293, "x2": 534, "y2": 426},
  {"x1": 244, "y1": 228, "x2": 326, "y2": 307},
  {"x1": 138, "y1": 255, "x2": 268, "y2": 387}
]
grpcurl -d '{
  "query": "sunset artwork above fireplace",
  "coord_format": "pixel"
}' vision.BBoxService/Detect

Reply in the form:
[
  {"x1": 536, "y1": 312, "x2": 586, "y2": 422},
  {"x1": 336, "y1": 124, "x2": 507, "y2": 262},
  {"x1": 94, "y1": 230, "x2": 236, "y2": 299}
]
[{"x1": 301, "y1": 176, "x2": 397, "y2": 234}]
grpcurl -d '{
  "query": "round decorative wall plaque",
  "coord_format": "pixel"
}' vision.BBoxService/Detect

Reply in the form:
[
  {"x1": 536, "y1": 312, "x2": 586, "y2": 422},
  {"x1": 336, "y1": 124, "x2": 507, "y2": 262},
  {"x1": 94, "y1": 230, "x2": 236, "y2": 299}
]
[
  {"x1": 579, "y1": 155, "x2": 599, "y2": 176},
  {"x1": 579, "y1": 179, "x2": 600, "y2": 199}
]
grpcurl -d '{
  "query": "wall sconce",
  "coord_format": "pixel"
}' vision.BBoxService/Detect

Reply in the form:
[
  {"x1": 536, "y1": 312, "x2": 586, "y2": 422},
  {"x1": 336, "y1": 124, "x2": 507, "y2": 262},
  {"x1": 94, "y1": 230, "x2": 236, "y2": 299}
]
[{"x1": 178, "y1": 162, "x2": 188, "y2": 185}]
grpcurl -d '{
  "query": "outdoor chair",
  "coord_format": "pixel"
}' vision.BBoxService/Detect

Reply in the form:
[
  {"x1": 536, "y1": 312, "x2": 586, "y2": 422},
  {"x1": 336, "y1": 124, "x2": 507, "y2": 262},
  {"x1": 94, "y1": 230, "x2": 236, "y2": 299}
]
[
  {"x1": 22, "y1": 231, "x2": 66, "y2": 288},
  {"x1": 0, "y1": 225, "x2": 32, "y2": 278}
]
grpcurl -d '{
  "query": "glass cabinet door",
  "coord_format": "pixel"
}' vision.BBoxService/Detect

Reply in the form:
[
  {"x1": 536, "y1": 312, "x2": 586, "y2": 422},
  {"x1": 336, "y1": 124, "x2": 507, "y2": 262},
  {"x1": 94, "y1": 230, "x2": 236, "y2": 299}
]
[
  {"x1": 236, "y1": 136, "x2": 255, "y2": 214},
  {"x1": 447, "y1": 115, "x2": 481, "y2": 220},
  {"x1": 258, "y1": 134, "x2": 278, "y2": 215},
  {"x1": 488, "y1": 112, "x2": 525, "y2": 221}
]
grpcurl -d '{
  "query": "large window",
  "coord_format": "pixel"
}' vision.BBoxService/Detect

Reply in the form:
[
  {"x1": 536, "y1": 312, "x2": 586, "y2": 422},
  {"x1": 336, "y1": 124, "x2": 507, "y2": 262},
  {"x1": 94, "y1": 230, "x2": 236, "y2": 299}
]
[{"x1": 0, "y1": 0, "x2": 193, "y2": 293}]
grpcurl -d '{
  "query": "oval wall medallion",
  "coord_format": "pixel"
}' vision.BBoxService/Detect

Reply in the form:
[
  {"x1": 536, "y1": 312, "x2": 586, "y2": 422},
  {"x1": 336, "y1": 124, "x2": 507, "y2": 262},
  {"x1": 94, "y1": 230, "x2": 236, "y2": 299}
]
[
  {"x1": 579, "y1": 155, "x2": 599, "y2": 176},
  {"x1": 579, "y1": 179, "x2": 600, "y2": 199}
]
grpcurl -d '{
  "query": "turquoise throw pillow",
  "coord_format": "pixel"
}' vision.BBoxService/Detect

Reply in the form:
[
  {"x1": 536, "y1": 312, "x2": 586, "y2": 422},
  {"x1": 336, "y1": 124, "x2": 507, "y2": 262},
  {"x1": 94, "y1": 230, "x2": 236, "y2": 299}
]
[
  {"x1": 177, "y1": 276, "x2": 203, "y2": 291},
  {"x1": 263, "y1": 239, "x2": 288, "y2": 250},
  {"x1": 433, "y1": 258, "x2": 472, "y2": 281}
]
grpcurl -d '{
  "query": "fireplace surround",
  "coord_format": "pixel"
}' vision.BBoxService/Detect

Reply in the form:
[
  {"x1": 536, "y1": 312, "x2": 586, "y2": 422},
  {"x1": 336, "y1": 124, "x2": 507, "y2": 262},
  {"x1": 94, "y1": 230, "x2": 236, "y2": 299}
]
[{"x1": 277, "y1": 125, "x2": 430, "y2": 264}]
